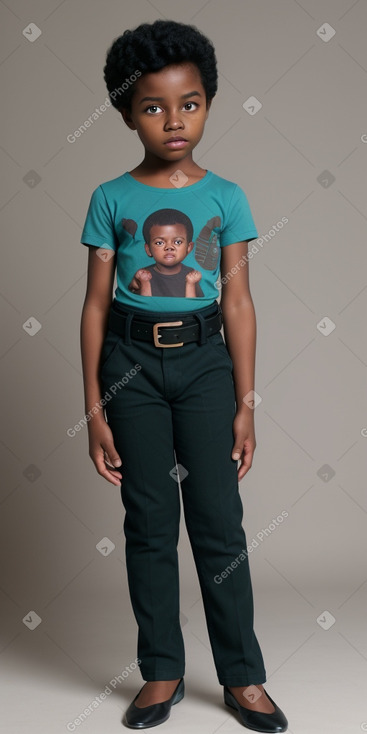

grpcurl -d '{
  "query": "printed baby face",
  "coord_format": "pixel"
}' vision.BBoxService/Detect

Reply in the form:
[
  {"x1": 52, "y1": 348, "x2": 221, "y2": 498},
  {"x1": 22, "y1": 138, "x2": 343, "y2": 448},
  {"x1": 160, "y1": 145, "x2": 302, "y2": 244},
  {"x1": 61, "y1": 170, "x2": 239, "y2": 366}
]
[{"x1": 145, "y1": 223, "x2": 194, "y2": 271}]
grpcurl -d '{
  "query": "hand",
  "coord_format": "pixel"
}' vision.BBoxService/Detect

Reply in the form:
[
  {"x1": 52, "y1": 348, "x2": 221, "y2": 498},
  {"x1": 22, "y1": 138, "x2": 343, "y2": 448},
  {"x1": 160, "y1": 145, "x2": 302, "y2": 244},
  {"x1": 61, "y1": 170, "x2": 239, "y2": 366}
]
[
  {"x1": 136, "y1": 268, "x2": 152, "y2": 282},
  {"x1": 185, "y1": 269, "x2": 202, "y2": 283},
  {"x1": 231, "y1": 409, "x2": 256, "y2": 480},
  {"x1": 88, "y1": 418, "x2": 122, "y2": 486},
  {"x1": 128, "y1": 269, "x2": 152, "y2": 292}
]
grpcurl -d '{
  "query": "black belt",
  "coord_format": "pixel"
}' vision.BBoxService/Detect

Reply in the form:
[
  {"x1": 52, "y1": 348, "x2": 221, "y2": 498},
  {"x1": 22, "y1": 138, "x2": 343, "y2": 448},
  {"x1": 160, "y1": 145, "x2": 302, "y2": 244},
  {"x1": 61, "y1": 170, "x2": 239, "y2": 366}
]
[{"x1": 108, "y1": 303, "x2": 223, "y2": 347}]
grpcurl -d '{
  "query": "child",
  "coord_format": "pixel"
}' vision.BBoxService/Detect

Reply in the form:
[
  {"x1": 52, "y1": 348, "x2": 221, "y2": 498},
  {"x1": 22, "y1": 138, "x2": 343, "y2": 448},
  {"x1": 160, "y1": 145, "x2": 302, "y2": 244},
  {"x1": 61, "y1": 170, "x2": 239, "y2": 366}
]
[
  {"x1": 128, "y1": 208, "x2": 204, "y2": 297},
  {"x1": 80, "y1": 18, "x2": 288, "y2": 732}
]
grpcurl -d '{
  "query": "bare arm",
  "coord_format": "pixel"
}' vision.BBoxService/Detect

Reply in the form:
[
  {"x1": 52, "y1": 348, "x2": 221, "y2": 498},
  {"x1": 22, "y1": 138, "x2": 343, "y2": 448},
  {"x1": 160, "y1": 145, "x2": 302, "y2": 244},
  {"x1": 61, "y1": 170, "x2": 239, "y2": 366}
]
[
  {"x1": 220, "y1": 240, "x2": 257, "y2": 480},
  {"x1": 80, "y1": 246, "x2": 122, "y2": 485}
]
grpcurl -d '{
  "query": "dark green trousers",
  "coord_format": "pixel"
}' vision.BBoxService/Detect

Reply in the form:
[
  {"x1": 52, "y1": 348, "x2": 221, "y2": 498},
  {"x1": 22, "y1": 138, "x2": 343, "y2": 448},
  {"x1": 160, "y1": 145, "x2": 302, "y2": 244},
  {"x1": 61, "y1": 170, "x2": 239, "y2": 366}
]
[{"x1": 99, "y1": 299, "x2": 266, "y2": 686}]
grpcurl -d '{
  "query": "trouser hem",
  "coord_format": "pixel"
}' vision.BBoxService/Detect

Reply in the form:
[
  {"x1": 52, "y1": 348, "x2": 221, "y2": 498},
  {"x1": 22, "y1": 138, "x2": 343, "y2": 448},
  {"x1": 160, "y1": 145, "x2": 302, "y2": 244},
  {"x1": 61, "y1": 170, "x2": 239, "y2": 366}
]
[
  {"x1": 140, "y1": 670, "x2": 185, "y2": 681},
  {"x1": 218, "y1": 673, "x2": 267, "y2": 686}
]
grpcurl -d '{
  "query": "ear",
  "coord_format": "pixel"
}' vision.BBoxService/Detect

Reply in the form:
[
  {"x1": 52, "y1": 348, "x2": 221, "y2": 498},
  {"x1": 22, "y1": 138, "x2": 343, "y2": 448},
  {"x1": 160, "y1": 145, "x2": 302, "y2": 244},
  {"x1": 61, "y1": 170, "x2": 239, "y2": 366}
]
[{"x1": 119, "y1": 107, "x2": 137, "y2": 131}]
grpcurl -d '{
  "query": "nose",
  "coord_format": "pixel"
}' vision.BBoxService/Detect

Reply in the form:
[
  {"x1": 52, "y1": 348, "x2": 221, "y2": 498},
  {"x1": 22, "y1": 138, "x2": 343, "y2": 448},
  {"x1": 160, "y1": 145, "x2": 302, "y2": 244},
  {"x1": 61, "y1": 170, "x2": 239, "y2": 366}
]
[{"x1": 164, "y1": 108, "x2": 184, "y2": 131}]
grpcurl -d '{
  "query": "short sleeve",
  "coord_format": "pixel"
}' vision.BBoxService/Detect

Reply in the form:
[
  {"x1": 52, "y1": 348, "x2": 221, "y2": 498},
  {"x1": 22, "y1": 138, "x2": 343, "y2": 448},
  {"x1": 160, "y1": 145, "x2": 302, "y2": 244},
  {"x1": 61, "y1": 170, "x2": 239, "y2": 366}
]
[
  {"x1": 80, "y1": 185, "x2": 118, "y2": 250},
  {"x1": 220, "y1": 185, "x2": 258, "y2": 246}
]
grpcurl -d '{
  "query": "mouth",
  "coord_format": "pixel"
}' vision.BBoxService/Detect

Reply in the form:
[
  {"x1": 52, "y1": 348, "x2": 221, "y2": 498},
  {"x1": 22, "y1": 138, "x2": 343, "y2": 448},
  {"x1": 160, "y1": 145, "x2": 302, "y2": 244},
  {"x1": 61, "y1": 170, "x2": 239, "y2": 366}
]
[{"x1": 164, "y1": 137, "x2": 188, "y2": 149}]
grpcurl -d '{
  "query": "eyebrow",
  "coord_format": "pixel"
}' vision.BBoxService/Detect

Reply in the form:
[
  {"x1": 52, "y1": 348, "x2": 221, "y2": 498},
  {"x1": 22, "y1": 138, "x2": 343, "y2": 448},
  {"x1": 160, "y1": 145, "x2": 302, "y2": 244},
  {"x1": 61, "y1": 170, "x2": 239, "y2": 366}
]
[{"x1": 138, "y1": 90, "x2": 202, "y2": 104}]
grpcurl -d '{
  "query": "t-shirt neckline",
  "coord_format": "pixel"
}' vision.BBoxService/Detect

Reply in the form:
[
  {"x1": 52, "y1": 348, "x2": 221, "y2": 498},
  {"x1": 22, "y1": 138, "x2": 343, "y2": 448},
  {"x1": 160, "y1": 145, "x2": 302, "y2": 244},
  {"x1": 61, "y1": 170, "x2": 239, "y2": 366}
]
[{"x1": 123, "y1": 169, "x2": 213, "y2": 192}]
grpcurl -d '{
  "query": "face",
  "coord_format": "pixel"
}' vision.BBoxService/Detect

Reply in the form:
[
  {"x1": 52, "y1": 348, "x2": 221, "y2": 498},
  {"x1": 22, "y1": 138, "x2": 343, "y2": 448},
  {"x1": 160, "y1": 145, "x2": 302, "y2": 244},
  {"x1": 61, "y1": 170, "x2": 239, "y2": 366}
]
[
  {"x1": 120, "y1": 63, "x2": 212, "y2": 163},
  {"x1": 145, "y1": 224, "x2": 194, "y2": 270}
]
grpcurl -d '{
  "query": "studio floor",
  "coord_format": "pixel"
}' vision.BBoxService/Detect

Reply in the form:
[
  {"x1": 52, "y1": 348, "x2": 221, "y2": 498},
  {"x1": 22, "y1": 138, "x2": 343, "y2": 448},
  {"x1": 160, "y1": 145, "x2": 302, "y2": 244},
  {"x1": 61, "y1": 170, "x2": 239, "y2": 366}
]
[{"x1": 2, "y1": 582, "x2": 366, "y2": 734}]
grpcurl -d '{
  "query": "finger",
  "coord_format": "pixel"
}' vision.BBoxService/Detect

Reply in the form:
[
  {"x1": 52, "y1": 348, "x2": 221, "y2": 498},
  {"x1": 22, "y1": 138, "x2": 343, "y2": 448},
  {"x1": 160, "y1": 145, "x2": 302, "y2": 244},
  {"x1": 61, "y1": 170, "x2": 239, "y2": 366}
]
[
  {"x1": 232, "y1": 446, "x2": 243, "y2": 461},
  {"x1": 103, "y1": 468, "x2": 122, "y2": 486},
  {"x1": 238, "y1": 447, "x2": 254, "y2": 480},
  {"x1": 237, "y1": 460, "x2": 247, "y2": 480},
  {"x1": 103, "y1": 449, "x2": 122, "y2": 468},
  {"x1": 232, "y1": 448, "x2": 246, "y2": 479},
  {"x1": 94, "y1": 453, "x2": 122, "y2": 486},
  {"x1": 97, "y1": 464, "x2": 122, "y2": 486}
]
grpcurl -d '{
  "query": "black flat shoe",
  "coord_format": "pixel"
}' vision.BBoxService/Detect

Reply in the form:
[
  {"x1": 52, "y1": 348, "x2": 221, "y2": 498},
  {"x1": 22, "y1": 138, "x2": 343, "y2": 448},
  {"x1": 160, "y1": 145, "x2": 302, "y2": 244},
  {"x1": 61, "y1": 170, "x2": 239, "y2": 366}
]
[
  {"x1": 123, "y1": 678, "x2": 184, "y2": 729},
  {"x1": 223, "y1": 686, "x2": 288, "y2": 732}
]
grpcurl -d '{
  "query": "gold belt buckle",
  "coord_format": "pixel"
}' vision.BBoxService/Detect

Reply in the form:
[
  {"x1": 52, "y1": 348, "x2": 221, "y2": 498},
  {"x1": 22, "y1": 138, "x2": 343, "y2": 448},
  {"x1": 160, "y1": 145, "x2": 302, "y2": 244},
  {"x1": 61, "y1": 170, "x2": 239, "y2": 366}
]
[{"x1": 153, "y1": 321, "x2": 184, "y2": 347}]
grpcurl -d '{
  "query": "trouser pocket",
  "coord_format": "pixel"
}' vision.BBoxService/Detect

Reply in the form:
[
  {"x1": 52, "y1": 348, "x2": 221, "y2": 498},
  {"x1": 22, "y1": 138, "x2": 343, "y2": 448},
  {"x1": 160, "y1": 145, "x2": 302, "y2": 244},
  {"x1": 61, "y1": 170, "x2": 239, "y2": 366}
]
[
  {"x1": 206, "y1": 331, "x2": 233, "y2": 369},
  {"x1": 99, "y1": 329, "x2": 123, "y2": 375}
]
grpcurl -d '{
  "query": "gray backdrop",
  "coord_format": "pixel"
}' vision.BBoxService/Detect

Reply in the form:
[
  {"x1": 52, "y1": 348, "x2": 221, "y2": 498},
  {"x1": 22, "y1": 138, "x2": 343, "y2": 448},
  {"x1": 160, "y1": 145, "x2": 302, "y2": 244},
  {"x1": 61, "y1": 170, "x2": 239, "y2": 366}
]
[{"x1": 1, "y1": 1, "x2": 366, "y2": 732}]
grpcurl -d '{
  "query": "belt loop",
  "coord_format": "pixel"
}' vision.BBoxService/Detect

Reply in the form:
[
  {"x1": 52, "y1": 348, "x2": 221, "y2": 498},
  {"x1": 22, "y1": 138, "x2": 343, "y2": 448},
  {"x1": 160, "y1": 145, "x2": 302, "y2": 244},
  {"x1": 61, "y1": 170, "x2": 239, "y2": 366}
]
[
  {"x1": 124, "y1": 313, "x2": 134, "y2": 345},
  {"x1": 194, "y1": 311, "x2": 207, "y2": 345}
]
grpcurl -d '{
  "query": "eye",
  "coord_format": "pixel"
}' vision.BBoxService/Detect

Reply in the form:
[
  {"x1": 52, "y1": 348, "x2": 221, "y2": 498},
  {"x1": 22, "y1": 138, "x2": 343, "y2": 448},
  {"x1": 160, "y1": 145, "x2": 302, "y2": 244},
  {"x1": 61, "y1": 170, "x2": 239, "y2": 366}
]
[
  {"x1": 183, "y1": 102, "x2": 198, "y2": 111},
  {"x1": 174, "y1": 239, "x2": 183, "y2": 245},
  {"x1": 145, "y1": 105, "x2": 163, "y2": 114}
]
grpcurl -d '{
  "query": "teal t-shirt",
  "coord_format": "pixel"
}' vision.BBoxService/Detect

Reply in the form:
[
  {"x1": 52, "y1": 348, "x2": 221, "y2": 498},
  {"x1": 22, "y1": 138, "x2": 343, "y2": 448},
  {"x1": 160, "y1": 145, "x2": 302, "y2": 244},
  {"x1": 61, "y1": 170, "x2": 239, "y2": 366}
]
[{"x1": 80, "y1": 169, "x2": 258, "y2": 313}]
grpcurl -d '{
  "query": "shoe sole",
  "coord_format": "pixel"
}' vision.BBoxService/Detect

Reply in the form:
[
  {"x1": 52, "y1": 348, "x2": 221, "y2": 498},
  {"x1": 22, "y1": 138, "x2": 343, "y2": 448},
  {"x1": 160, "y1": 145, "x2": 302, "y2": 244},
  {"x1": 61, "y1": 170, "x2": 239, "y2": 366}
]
[{"x1": 123, "y1": 713, "x2": 170, "y2": 729}]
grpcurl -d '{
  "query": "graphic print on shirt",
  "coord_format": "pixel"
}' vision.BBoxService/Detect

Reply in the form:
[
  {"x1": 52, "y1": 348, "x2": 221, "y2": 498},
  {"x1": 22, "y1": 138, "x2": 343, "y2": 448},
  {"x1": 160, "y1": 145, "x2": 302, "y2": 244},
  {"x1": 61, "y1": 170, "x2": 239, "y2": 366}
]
[
  {"x1": 80, "y1": 171, "x2": 260, "y2": 312},
  {"x1": 122, "y1": 208, "x2": 222, "y2": 298},
  {"x1": 194, "y1": 216, "x2": 221, "y2": 270}
]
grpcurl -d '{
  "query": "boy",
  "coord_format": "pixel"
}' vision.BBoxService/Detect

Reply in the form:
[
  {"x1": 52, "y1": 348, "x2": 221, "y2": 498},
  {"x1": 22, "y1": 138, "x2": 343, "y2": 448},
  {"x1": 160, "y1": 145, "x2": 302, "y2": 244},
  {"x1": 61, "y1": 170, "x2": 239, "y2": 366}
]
[
  {"x1": 128, "y1": 208, "x2": 204, "y2": 297},
  {"x1": 80, "y1": 18, "x2": 288, "y2": 732}
]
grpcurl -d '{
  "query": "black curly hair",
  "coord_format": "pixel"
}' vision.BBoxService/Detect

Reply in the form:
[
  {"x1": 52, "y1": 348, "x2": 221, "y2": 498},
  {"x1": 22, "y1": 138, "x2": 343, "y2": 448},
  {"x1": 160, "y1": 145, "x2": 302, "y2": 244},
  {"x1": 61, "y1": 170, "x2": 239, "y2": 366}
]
[
  {"x1": 103, "y1": 19, "x2": 218, "y2": 113},
  {"x1": 142, "y1": 208, "x2": 194, "y2": 244}
]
